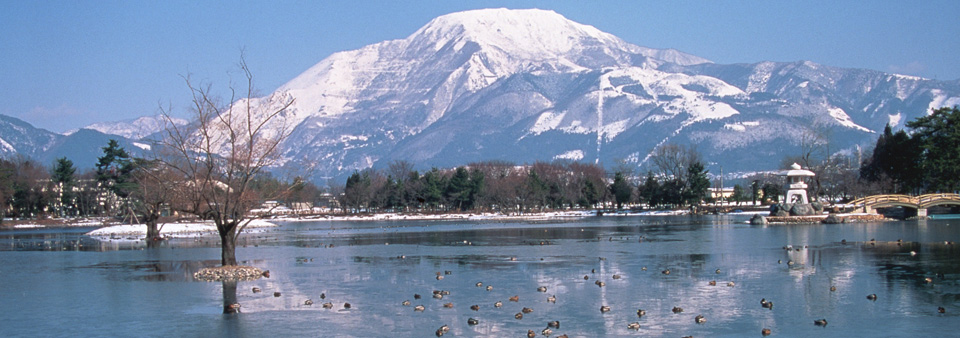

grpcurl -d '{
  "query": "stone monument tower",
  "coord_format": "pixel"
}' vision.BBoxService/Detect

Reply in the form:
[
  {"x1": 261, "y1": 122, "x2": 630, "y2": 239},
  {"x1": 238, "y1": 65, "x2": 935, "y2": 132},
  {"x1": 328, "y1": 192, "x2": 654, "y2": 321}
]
[{"x1": 783, "y1": 163, "x2": 815, "y2": 204}]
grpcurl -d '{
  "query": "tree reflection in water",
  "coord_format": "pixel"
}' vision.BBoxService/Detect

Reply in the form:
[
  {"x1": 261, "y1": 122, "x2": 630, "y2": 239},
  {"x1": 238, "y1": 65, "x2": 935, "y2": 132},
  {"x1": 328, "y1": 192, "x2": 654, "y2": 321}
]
[{"x1": 223, "y1": 279, "x2": 240, "y2": 314}]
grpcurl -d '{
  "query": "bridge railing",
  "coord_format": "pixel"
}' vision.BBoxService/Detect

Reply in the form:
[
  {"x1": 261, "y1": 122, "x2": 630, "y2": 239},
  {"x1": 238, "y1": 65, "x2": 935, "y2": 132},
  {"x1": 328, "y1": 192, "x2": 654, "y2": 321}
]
[
  {"x1": 850, "y1": 193, "x2": 960, "y2": 209},
  {"x1": 919, "y1": 193, "x2": 960, "y2": 208}
]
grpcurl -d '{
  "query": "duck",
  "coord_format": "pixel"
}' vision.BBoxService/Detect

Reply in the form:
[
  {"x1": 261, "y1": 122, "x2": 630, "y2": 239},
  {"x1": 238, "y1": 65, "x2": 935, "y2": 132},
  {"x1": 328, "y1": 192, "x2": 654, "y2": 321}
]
[
  {"x1": 715, "y1": 269, "x2": 721, "y2": 274},
  {"x1": 320, "y1": 293, "x2": 326, "y2": 299},
  {"x1": 304, "y1": 299, "x2": 313, "y2": 306},
  {"x1": 672, "y1": 306, "x2": 684, "y2": 313},
  {"x1": 414, "y1": 294, "x2": 422, "y2": 300},
  {"x1": 708, "y1": 280, "x2": 717, "y2": 286},
  {"x1": 636, "y1": 309, "x2": 646, "y2": 317},
  {"x1": 510, "y1": 295, "x2": 520, "y2": 302},
  {"x1": 939, "y1": 306, "x2": 946, "y2": 313},
  {"x1": 467, "y1": 317, "x2": 479, "y2": 325},
  {"x1": 486, "y1": 285, "x2": 493, "y2": 291},
  {"x1": 547, "y1": 295, "x2": 557, "y2": 303},
  {"x1": 273, "y1": 292, "x2": 282, "y2": 297},
  {"x1": 814, "y1": 318, "x2": 828, "y2": 326},
  {"x1": 556, "y1": 335, "x2": 568, "y2": 338},
  {"x1": 402, "y1": 300, "x2": 411, "y2": 306},
  {"x1": 522, "y1": 307, "x2": 534, "y2": 313},
  {"x1": 727, "y1": 281, "x2": 736, "y2": 287},
  {"x1": 584, "y1": 275, "x2": 589, "y2": 280},
  {"x1": 547, "y1": 320, "x2": 560, "y2": 328},
  {"x1": 761, "y1": 328, "x2": 772, "y2": 336},
  {"x1": 695, "y1": 314, "x2": 706, "y2": 324},
  {"x1": 537, "y1": 286, "x2": 548, "y2": 292},
  {"x1": 433, "y1": 293, "x2": 443, "y2": 299},
  {"x1": 436, "y1": 275, "x2": 444, "y2": 281},
  {"x1": 761, "y1": 298, "x2": 773, "y2": 309},
  {"x1": 627, "y1": 322, "x2": 640, "y2": 330},
  {"x1": 612, "y1": 274, "x2": 621, "y2": 279},
  {"x1": 600, "y1": 305, "x2": 611, "y2": 313},
  {"x1": 662, "y1": 269, "x2": 671, "y2": 275},
  {"x1": 495, "y1": 301, "x2": 503, "y2": 308},
  {"x1": 527, "y1": 330, "x2": 536, "y2": 338},
  {"x1": 443, "y1": 303, "x2": 453, "y2": 308},
  {"x1": 476, "y1": 282, "x2": 483, "y2": 287},
  {"x1": 830, "y1": 286, "x2": 837, "y2": 292},
  {"x1": 541, "y1": 328, "x2": 552, "y2": 336},
  {"x1": 470, "y1": 304, "x2": 479, "y2": 311},
  {"x1": 252, "y1": 287, "x2": 261, "y2": 293},
  {"x1": 414, "y1": 305, "x2": 425, "y2": 312},
  {"x1": 595, "y1": 280, "x2": 606, "y2": 287},
  {"x1": 641, "y1": 266, "x2": 647, "y2": 271},
  {"x1": 867, "y1": 293, "x2": 877, "y2": 301},
  {"x1": 343, "y1": 302, "x2": 351, "y2": 309},
  {"x1": 322, "y1": 302, "x2": 333, "y2": 309},
  {"x1": 515, "y1": 312, "x2": 524, "y2": 320}
]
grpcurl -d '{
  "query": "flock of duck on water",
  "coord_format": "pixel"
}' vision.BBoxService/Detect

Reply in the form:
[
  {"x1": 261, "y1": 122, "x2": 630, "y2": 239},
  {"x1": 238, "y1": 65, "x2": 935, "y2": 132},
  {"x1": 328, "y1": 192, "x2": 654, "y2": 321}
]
[{"x1": 256, "y1": 236, "x2": 950, "y2": 336}]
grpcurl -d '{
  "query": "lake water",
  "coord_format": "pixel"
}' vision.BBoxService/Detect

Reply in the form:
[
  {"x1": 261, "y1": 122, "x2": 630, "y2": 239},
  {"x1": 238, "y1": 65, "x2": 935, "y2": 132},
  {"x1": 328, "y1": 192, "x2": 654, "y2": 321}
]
[{"x1": 1, "y1": 215, "x2": 958, "y2": 337}]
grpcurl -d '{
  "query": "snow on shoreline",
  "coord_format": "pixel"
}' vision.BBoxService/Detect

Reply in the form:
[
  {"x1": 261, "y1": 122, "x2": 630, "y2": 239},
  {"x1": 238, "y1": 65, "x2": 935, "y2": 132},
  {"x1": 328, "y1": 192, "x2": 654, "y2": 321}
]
[
  {"x1": 270, "y1": 209, "x2": 691, "y2": 222},
  {"x1": 10, "y1": 209, "x2": 698, "y2": 236},
  {"x1": 85, "y1": 219, "x2": 278, "y2": 238}
]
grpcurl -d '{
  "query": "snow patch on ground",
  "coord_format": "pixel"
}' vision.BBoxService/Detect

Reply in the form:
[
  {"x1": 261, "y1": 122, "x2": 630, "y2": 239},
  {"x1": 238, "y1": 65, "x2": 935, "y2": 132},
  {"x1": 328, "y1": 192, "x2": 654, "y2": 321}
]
[
  {"x1": 928, "y1": 89, "x2": 960, "y2": 112},
  {"x1": 723, "y1": 123, "x2": 746, "y2": 132},
  {"x1": 132, "y1": 142, "x2": 151, "y2": 151},
  {"x1": 828, "y1": 107, "x2": 873, "y2": 132},
  {"x1": 888, "y1": 112, "x2": 902, "y2": 128},
  {"x1": 85, "y1": 219, "x2": 278, "y2": 238},
  {"x1": 0, "y1": 138, "x2": 15, "y2": 152},
  {"x1": 602, "y1": 119, "x2": 629, "y2": 141},
  {"x1": 554, "y1": 149, "x2": 584, "y2": 161},
  {"x1": 528, "y1": 111, "x2": 566, "y2": 135}
]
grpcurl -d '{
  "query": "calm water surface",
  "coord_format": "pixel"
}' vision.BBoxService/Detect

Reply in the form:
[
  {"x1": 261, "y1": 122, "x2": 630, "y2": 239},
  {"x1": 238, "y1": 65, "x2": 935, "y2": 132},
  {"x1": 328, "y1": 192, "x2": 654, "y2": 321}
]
[{"x1": 1, "y1": 215, "x2": 958, "y2": 337}]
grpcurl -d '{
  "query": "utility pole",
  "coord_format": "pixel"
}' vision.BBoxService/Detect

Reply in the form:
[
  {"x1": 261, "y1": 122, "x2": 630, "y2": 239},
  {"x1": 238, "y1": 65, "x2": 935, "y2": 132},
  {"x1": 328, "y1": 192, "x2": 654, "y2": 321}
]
[{"x1": 719, "y1": 166, "x2": 724, "y2": 205}]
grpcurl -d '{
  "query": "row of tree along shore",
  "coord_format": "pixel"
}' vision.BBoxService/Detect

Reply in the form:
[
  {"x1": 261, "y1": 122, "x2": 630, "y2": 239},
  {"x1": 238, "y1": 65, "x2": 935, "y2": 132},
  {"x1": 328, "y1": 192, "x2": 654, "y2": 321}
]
[{"x1": 5, "y1": 107, "x2": 959, "y2": 224}]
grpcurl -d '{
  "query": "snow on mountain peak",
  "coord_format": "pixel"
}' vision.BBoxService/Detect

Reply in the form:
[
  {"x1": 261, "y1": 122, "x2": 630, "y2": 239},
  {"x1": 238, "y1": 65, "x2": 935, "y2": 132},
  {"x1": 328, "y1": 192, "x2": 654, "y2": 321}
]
[
  {"x1": 413, "y1": 8, "x2": 617, "y2": 56},
  {"x1": 83, "y1": 115, "x2": 187, "y2": 140}
]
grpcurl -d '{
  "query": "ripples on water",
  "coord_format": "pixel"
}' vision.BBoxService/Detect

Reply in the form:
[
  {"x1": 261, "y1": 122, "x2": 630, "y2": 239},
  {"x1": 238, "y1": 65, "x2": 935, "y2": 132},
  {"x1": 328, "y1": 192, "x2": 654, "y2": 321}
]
[{"x1": 1, "y1": 215, "x2": 958, "y2": 337}]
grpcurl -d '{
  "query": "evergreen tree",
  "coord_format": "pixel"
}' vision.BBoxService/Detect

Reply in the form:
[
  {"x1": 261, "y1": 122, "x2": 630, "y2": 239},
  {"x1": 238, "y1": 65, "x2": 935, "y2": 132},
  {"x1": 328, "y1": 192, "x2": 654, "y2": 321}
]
[
  {"x1": 761, "y1": 183, "x2": 782, "y2": 204},
  {"x1": 96, "y1": 139, "x2": 136, "y2": 199},
  {"x1": 906, "y1": 106, "x2": 960, "y2": 192},
  {"x1": 445, "y1": 167, "x2": 471, "y2": 211},
  {"x1": 683, "y1": 162, "x2": 710, "y2": 206},
  {"x1": 51, "y1": 157, "x2": 77, "y2": 217},
  {"x1": 638, "y1": 171, "x2": 660, "y2": 208},
  {"x1": 343, "y1": 171, "x2": 371, "y2": 212},
  {"x1": 610, "y1": 171, "x2": 632, "y2": 209},
  {"x1": 860, "y1": 124, "x2": 922, "y2": 193},
  {"x1": 420, "y1": 168, "x2": 445, "y2": 211}
]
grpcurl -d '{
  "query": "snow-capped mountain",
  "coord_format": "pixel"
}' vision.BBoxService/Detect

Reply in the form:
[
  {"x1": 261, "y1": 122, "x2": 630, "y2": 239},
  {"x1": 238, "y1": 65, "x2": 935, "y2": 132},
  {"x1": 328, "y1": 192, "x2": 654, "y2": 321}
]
[
  {"x1": 78, "y1": 115, "x2": 187, "y2": 140},
  {"x1": 5, "y1": 8, "x2": 960, "y2": 179},
  {"x1": 257, "y1": 8, "x2": 959, "y2": 180},
  {"x1": 0, "y1": 113, "x2": 144, "y2": 167}
]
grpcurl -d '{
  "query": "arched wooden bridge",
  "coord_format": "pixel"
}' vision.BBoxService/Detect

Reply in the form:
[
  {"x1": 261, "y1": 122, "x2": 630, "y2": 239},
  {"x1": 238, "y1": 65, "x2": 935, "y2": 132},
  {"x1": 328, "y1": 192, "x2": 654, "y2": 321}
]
[{"x1": 849, "y1": 193, "x2": 960, "y2": 216}]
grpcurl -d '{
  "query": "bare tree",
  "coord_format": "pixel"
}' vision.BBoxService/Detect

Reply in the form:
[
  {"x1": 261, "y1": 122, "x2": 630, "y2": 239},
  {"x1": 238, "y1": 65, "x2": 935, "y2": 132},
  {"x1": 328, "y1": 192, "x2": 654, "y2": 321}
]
[
  {"x1": 650, "y1": 143, "x2": 701, "y2": 181},
  {"x1": 128, "y1": 158, "x2": 179, "y2": 242},
  {"x1": 159, "y1": 55, "x2": 295, "y2": 266}
]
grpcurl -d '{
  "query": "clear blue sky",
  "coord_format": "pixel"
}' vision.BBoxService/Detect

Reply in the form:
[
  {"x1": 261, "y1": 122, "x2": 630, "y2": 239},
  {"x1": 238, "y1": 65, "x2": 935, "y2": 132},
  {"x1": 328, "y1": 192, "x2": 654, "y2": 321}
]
[{"x1": 2, "y1": 1, "x2": 957, "y2": 133}]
